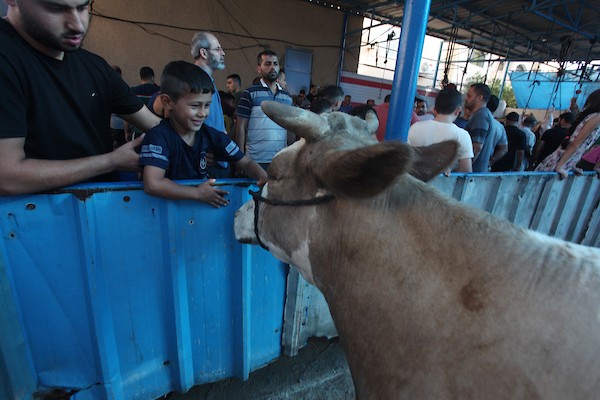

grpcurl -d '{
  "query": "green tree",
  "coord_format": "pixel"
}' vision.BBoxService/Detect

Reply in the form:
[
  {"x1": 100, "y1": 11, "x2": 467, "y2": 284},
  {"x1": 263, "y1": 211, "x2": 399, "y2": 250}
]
[{"x1": 465, "y1": 72, "x2": 517, "y2": 108}]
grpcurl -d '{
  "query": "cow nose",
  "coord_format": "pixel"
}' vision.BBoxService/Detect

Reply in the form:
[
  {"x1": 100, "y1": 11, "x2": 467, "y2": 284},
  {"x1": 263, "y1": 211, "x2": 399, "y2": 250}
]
[{"x1": 234, "y1": 200, "x2": 258, "y2": 244}]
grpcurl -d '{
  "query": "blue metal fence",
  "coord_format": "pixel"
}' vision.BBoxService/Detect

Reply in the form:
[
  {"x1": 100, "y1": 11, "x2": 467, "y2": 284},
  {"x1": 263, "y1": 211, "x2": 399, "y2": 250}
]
[
  {"x1": 2, "y1": 173, "x2": 599, "y2": 399},
  {"x1": 0, "y1": 180, "x2": 287, "y2": 400}
]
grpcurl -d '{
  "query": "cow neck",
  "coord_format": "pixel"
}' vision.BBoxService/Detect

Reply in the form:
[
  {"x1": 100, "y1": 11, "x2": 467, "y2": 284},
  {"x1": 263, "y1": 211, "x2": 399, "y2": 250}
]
[{"x1": 249, "y1": 187, "x2": 335, "y2": 251}]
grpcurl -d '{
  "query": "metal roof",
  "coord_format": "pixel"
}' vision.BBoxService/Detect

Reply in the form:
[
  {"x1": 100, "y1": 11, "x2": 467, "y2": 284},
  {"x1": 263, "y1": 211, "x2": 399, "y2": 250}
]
[{"x1": 305, "y1": 0, "x2": 600, "y2": 63}]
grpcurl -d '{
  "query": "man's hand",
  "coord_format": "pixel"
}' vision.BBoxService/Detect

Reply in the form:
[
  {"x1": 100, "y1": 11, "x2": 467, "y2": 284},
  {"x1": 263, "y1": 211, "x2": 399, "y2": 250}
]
[
  {"x1": 110, "y1": 134, "x2": 145, "y2": 171},
  {"x1": 196, "y1": 179, "x2": 230, "y2": 208}
]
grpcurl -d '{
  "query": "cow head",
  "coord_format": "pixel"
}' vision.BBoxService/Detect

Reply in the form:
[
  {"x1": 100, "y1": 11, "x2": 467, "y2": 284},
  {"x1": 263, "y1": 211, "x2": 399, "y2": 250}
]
[{"x1": 234, "y1": 101, "x2": 458, "y2": 285}]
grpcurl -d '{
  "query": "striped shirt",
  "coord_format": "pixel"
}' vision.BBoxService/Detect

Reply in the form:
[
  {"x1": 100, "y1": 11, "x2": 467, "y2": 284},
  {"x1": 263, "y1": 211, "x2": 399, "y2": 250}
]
[{"x1": 236, "y1": 80, "x2": 293, "y2": 163}]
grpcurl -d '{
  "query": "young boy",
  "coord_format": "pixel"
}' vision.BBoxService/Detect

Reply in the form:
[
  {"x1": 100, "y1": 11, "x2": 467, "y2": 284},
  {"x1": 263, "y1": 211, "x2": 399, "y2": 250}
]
[
  {"x1": 140, "y1": 61, "x2": 267, "y2": 207},
  {"x1": 407, "y1": 87, "x2": 474, "y2": 173}
]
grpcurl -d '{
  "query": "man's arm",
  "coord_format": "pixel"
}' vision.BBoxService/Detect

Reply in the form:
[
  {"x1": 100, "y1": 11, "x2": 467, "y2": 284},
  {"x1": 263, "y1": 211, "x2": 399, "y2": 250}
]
[
  {"x1": 529, "y1": 139, "x2": 545, "y2": 169},
  {"x1": 234, "y1": 116, "x2": 249, "y2": 152},
  {"x1": 514, "y1": 150, "x2": 525, "y2": 171},
  {"x1": 0, "y1": 135, "x2": 146, "y2": 195},
  {"x1": 455, "y1": 158, "x2": 473, "y2": 173},
  {"x1": 489, "y1": 144, "x2": 508, "y2": 167},
  {"x1": 121, "y1": 105, "x2": 161, "y2": 133},
  {"x1": 472, "y1": 140, "x2": 483, "y2": 160}
]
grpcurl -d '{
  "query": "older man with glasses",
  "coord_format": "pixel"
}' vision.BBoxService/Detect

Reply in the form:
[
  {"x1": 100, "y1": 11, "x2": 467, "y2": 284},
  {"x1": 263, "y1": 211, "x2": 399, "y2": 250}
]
[{"x1": 191, "y1": 31, "x2": 230, "y2": 177}]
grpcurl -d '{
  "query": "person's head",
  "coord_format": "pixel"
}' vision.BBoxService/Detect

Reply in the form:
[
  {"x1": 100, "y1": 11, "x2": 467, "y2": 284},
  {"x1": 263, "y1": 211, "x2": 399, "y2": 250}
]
[
  {"x1": 298, "y1": 89, "x2": 306, "y2": 98},
  {"x1": 505, "y1": 112, "x2": 520, "y2": 126},
  {"x1": 349, "y1": 104, "x2": 377, "y2": 121},
  {"x1": 434, "y1": 87, "x2": 463, "y2": 117},
  {"x1": 6, "y1": 0, "x2": 91, "y2": 60},
  {"x1": 219, "y1": 90, "x2": 235, "y2": 117},
  {"x1": 384, "y1": 94, "x2": 391, "y2": 103},
  {"x1": 226, "y1": 74, "x2": 241, "y2": 94},
  {"x1": 583, "y1": 90, "x2": 600, "y2": 113},
  {"x1": 342, "y1": 95, "x2": 351, "y2": 105},
  {"x1": 139, "y1": 66, "x2": 155, "y2": 83},
  {"x1": 567, "y1": 90, "x2": 600, "y2": 135},
  {"x1": 414, "y1": 98, "x2": 428, "y2": 115},
  {"x1": 316, "y1": 85, "x2": 344, "y2": 111},
  {"x1": 256, "y1": 50, "x2": 280, "y2": 84},
  {"x1": 277, "y1": 70, "x2": 287, "y2": 90},
  {"x1": 366, "y1": 99, "x2": 375, "y2": 106},
  {"x1": 309, "y1": 84, "x2": 318, "y2": 96},
  {"x1": 486, "y1": 95, "x2": 499, "y2": 113},
  {"x1": 309, "y1": 98, "x2": 332, "y2": 115},
  {"x1": 465, "y1": 83, "x2": 491, "y2": 112},
  {"x1": 160, "y1": 61, "x2": 215, "y2": 134},
  {"x1": 558, "y1": 112, "x2": 574, "y2": 127},
  {"x1": 522, "y1": 115, "x2": 536, "y2": 128},
  {"x1": 190, "y1": 31, "x2": 225, "y2": 74}
]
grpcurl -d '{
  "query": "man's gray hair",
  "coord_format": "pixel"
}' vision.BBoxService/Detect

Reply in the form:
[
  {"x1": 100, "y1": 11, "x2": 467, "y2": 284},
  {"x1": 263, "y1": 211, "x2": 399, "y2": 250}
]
[{"x1": 190, "y1": 32, "x2": 211, "y2": 60}]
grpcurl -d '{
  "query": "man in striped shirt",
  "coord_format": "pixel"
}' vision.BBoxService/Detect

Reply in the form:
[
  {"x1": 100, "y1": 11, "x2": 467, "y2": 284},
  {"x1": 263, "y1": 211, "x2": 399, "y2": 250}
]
[{"x1": 235, "y1": 50, "x2": 293, "y2": 170}]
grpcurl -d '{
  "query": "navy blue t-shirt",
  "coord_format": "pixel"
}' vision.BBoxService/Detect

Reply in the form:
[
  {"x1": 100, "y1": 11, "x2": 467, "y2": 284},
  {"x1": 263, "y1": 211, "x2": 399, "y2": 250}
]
[{"x1": 139, "y1": 119, "x2": 243, "y2": 180}]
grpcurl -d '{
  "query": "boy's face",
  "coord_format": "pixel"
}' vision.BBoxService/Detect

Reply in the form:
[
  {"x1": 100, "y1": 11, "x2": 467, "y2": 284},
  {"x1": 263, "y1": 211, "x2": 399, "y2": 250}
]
[{"x1": 164, "y1": 91, "x2": 212, "y2": 135}]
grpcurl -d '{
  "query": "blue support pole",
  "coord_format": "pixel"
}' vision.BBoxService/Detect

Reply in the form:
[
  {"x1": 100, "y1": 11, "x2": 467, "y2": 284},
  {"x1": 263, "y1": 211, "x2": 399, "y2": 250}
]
[{"x1": 385, "y1": 0, "x2": 432, "y2": 142}]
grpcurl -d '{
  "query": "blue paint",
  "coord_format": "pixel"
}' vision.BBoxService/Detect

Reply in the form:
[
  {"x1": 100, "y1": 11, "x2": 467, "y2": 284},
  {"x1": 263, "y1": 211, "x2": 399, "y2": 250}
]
[
  {"x1": 0, "y1": 180, "x2": 287, "y2": 400},
  {"x1": 386, "y1": 0, "x2": 432, "y2": 142}
]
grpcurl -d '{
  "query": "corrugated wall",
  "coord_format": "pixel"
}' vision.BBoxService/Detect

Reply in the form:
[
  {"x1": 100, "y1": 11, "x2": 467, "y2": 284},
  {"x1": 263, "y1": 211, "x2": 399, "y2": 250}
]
[{"x1": 0, "y1": 181, "x2": 287, "y2": 400}]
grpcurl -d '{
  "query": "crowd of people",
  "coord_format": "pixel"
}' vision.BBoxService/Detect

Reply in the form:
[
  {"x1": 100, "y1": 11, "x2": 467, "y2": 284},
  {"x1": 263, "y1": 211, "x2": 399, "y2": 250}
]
[{"x1": 2, "y1": 0, "x2": 599, "y2": 208}]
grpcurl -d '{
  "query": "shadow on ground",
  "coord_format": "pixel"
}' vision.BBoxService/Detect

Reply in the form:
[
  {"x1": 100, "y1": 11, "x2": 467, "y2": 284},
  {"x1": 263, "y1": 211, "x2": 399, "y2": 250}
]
[{"x1": 162, "y1": 337, "x2": 355, "y2": 400}]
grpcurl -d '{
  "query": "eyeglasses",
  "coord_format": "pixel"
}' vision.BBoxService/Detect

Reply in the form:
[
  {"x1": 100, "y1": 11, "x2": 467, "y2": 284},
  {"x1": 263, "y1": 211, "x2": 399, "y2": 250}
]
[{"x1": 204, "y1": 47, "x2": 224, "y2": 53}]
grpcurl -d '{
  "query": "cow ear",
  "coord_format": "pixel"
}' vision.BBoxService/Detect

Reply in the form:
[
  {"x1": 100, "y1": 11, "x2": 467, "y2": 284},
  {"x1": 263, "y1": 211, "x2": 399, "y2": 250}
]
[
  {"x1": 409, "y1": 140, "x2": 459, "y2": 182},
  {"x1": 316, "y1": 142, "x2": 414, "y2": 198}
]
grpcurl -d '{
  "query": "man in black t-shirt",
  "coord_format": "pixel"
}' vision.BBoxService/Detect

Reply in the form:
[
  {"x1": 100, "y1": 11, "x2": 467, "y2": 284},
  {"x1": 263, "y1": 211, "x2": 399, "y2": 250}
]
[
  {"x1": 529, "y1": 112, "x2": 574, "y2": 169},
  {"x1": 0, "y1": 1, "x2": 161, "y2": 195}
]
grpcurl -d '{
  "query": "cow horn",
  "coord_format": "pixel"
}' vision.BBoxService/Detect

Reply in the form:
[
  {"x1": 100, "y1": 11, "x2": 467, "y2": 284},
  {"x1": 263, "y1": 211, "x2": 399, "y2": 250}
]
[
  {"x1": 365, "y1": 110, "x2": 379, "y2": 134},
  {"x1": 261, "y1": 101, "x2": 328, "y2": 142}
]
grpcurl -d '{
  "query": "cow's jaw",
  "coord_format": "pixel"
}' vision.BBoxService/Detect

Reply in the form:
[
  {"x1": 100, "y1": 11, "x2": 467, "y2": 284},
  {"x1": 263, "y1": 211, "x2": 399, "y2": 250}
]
[{"x1": 234, "y1": 183, "x2": 317, "y2": 286}]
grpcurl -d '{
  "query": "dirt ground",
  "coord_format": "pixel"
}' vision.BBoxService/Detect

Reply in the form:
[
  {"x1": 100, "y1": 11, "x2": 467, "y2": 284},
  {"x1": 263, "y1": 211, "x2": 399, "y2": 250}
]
[{"x1": 163, "y1": 337, "x2": 355, "y2": 400}]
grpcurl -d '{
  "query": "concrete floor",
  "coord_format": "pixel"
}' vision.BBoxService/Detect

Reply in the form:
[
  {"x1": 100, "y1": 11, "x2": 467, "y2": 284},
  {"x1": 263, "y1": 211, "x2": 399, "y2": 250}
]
[{"x1": 163, "y1": 338, "x2": 355, "y2": 400}]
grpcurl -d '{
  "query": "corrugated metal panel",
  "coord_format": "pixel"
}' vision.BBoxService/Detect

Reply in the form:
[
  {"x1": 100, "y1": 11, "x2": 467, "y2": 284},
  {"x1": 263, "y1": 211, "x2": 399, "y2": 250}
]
[
  {"x1": 0, "y1": 181, "x2": 286, "y2": 400},
  {"x1": 282, "y1": 172, "x2": 600, "y2": 355}
]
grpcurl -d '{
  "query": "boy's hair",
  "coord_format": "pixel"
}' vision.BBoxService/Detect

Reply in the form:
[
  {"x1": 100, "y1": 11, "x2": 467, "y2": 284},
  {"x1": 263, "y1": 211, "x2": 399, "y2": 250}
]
[
  {"x1": 435, "y1": 87, "x2": 463, "y2": 115},
  {"x1": 160, "y1": 61, "x2": 214, "y2": 102},
  {"x1": 257, "y1": 50, "x2": 278, "y2": 65}
]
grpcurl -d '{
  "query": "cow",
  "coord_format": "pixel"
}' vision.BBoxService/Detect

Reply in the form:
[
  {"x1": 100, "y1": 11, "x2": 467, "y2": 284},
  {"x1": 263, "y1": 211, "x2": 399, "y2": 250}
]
[{"x1": 234, "y1": 101, "x2": 600, "y2": 400}]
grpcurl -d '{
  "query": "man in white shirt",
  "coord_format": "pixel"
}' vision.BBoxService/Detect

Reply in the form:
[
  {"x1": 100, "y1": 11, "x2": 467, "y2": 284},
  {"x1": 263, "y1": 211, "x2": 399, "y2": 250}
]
[{"x1": 408, "y1": 88, "x2": 474, "y2": 173}]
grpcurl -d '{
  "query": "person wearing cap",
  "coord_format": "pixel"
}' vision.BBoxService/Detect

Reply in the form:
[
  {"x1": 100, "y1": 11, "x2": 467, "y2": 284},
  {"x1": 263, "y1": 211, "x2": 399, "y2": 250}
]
[
  {"x1": 491, "y1": 112, "x2": 528, "y2": 172},
  {"x1": 529, "y1": 112, "x2": 573, "y2": 170}
]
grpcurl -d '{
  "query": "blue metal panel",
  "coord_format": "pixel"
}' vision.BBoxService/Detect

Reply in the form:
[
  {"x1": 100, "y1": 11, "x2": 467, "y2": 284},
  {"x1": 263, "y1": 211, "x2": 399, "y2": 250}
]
[
  {"x1": 386, "y1": 0, "x2": 431, "y2": 142},
  {"x1": 0, "y1": 181, "x2": 286, "y2": 400}
]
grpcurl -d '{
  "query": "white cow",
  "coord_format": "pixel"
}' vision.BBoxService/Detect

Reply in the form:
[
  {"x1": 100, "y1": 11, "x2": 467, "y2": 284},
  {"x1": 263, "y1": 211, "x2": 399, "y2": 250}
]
[{"x1": 235, "y1": 101, "x2": 600, "y2": 400}]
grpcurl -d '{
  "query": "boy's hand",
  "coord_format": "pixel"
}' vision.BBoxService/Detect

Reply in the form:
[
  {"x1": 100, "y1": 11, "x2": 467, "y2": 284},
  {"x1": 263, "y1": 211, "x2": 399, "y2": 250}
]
[{"x1": 196, "y1": 179, "x2": 230, "y2": 208}]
